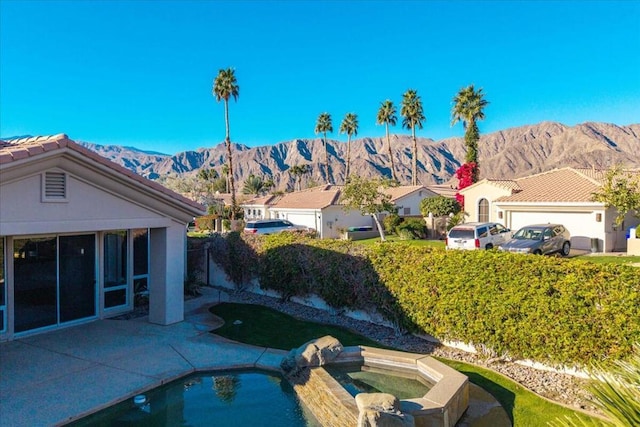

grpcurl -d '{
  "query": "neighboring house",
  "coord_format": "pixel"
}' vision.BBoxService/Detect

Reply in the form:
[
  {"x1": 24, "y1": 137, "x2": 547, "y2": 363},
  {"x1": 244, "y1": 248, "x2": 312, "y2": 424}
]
[
  {"x1": 385, "y1": 185, "x2": 438, "y2": 217},
  {"x1": 459, "y1": 167, "x2": 639, "y2": 252},
  {"x1": 0, "y1": 134, "x2": 205, "y2": 341},
  {"x1": 242, "y1": 194, "x2": 278, "y2": 221},
  {"x1": 266, "y1": 184, "x2": 436, "y2": 239}
]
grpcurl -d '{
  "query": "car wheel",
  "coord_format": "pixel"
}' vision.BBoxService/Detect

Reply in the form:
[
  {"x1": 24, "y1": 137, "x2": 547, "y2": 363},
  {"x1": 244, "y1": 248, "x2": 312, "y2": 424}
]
[
  {"x1": 533, "y1": 249, "x2": 543, "y2": 255},
  {"x1": 485, "y1": 244, "x2": 493, "y2": 250},
  {"x1": 561, "y1": 241, "x2": 571, "y2": 256}
]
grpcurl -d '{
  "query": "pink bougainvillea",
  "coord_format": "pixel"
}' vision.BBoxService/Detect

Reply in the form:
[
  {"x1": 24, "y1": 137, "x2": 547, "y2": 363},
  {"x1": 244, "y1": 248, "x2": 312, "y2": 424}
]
[{"x1": 454, "y1": 162, "x2": 478, "y2": 208}]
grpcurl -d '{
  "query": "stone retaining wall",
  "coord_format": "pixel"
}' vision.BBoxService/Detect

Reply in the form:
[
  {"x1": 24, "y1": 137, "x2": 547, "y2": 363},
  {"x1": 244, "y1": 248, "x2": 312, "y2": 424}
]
[{"x1": 288, "y1": 367, "x2": 358, "y2": 427}]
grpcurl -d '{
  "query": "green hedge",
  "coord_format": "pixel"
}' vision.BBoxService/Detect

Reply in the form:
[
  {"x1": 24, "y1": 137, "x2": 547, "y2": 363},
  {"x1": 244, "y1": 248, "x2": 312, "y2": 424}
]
[{"x1": 210, "y1": 233, "x2": 640, "y2": 367}]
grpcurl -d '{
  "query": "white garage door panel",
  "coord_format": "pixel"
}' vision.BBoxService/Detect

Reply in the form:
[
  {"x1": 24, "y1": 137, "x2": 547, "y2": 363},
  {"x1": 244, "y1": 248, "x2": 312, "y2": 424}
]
[
  {"x1": 510, "y1": 211, "x2": 596, "y2": 250},
  {"x1": 286, "y1": 214, "x2": 317, "y2": 230}
]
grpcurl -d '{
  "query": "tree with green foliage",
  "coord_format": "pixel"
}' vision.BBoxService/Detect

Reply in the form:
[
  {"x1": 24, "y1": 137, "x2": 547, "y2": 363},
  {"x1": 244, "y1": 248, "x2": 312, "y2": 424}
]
[
  {"x1": 591, "y1": 166, "x2": 640, "y2": 227},
  {"x1": 242, "y1": 174, "x2": 270, "y2": 195},
  {"x1": 376, "y1": 100, "x2": 398, "y2": 182},
  {"x1": 340, "y1": 175, "x2": 397, "y2": 241},
  {"x1": 339, "y1": 112, "x2": 358, "y2": 182},
  {"x1": 400, "y1": 89, "x2": 425, "y2": 186},
  {"x1": 419, "y1": 195, "x2": 461, "y2": 217},
  {"x1": 213, "y1": 67, "x2": 240, "y2": 219},
  {"x1": 451, "y1": 85, "x2": 489, "y2": 183},
  {"x1": 289, "y1": 164, "x2": 311, "y2": 191},
  {"x1": 314, "y1": 112, "x2": 333, "y2": 184}
]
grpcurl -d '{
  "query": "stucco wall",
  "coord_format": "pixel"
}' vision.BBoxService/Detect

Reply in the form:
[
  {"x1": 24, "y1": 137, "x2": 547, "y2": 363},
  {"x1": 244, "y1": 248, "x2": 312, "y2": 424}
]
[
  {"x1": 1, "y1": 171, "x2": 174, "y2": 236},
  {"x1": 460, "y1": 184, "x2": 511, "y2": 223},
  {"x1": 394, "y1": 189, "x2": 436, "y2": 216}
]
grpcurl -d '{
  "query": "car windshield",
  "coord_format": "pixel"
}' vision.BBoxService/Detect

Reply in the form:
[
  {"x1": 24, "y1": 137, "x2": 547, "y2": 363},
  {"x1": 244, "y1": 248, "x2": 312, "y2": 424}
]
[{"x1": 513, "y1": 228, "x2": 542, "y2": 240}]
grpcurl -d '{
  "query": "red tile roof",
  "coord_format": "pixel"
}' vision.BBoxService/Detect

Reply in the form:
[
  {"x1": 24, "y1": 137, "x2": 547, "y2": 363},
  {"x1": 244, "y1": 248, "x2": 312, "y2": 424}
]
[
  {"x1": 0, "y1": 134, "x2": 205, "y2": 212},
  {"x1": 271, "y1": 185, "x2": 342, "y2": 209},
  {"x1": 495, "y1": 167, "x2": 604, "y2": 203}
]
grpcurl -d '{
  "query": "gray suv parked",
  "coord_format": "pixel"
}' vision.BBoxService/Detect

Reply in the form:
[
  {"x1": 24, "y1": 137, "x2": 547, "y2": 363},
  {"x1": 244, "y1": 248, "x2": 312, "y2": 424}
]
[{"x1": 499, "y1": 224, "x2": 571, "y2": 256}]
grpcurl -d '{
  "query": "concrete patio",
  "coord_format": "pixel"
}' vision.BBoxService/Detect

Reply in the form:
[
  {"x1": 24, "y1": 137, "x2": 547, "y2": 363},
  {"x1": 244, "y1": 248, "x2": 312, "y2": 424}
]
[{"x1": 0, "y1": 289, "x2": 286, "y2": 426}]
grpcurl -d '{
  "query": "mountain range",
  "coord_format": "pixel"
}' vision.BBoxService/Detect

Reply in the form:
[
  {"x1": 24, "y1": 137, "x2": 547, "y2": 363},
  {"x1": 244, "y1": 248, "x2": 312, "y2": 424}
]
[{"x1": 78, "y1": 121, "x2": 640, "y2": 190}]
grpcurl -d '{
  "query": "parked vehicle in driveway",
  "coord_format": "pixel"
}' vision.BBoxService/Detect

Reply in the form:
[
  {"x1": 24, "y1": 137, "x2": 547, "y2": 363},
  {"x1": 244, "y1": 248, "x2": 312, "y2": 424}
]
[
  {"x1": 243, "y1": 219, "x2": 308, "y2": 235},
  {"x1": 446, "y1": 222, "x2": 512, "y2": 250},
  {"x1": 499, "y1": 224, "x2": 571, "y2": 256}
]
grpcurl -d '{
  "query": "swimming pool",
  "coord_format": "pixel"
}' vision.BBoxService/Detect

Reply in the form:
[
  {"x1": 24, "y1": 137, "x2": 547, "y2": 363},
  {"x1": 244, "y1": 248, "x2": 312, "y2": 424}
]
[{"x1": 69, "y1": 370, "x2": 320, "y2": 426}]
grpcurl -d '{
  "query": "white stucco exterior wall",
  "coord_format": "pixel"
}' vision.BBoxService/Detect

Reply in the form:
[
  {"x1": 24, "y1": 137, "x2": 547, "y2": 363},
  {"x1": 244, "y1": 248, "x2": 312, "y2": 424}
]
[
  {"x1": 149, "y1": 224, "x2": 186, "y2": 325},
  {"x1": 460, "y1": 183, "x2": 511, "y2": 223}
]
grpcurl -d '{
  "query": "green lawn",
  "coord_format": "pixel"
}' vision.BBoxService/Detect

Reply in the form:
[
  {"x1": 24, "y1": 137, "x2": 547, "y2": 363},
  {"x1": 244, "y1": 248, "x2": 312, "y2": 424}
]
[
  {"x1": 570, "y1": 255, "x2": 640, "y2": 265},
  {"x1": 209, "y1": 302, "x2": 605, "y2": 427}
]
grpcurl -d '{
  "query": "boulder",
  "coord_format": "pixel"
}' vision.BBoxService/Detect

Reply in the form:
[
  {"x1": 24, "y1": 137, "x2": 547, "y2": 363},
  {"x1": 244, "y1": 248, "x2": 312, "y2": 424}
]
[
  {"x1": 281, "y1": 335, "x2": 343, "y2": 374},
  {"x1": 356, "y1": 393, "x2": 415, "y2": 427}
]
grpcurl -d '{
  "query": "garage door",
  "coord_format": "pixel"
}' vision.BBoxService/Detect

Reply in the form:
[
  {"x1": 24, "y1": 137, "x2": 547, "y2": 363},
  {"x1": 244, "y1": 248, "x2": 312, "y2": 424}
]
[
  {"x1": 286, "y1": 214, "x2": 318, "y2": 231},
  {"x1": 509, "y1": 211, "x2": 596, "y2": 250}
]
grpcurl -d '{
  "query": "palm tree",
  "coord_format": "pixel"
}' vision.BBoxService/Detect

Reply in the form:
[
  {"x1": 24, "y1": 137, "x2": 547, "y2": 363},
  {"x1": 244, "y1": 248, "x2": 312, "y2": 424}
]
[
  {"x1": 451, "y1": 85, "x2": 489, "y2": 169},
  {"x1": 401, "y1": 89, "x2": 425, "y2": 186},
  {"x1": 289, "y1": 164, "x2": 311, "y2": 191},
  {"x1": 376, "y1": 100, "x2": 398, "y2": 182},
  {"x1": 221, "y1": 164, "x2": 230, "y2": 193},
  {"x1": 314, "y1": 112, "x2": 333, "y2": 184},
  {"x1": 339, "y1": 113, "x2": 358, "y2": 182},
  {"x1": 213, "y1": 68, "x2": 240, "y2": 219},
  {"x1": 242, "y1": 175, "x2": 266, "y2": 195}
]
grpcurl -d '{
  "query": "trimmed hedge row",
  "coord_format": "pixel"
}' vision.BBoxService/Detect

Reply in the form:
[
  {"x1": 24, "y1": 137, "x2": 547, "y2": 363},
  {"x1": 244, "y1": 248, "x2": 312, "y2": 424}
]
[{"x1": 208, "y1": 232, "x2": 640, "y2": 367}]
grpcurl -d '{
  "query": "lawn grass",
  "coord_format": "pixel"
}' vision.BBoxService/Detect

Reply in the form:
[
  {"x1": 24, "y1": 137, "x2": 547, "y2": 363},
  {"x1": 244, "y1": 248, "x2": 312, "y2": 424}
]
[
  {"x1": 209, "y1": 302, "x2": 605, "y2": 427},
  {"x1": 570, "y1": 255, "x2": 640, "y2": 265}
]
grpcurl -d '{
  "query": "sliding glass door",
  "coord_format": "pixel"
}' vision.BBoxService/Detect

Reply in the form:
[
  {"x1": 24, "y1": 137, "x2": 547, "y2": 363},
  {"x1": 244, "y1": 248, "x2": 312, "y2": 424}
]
[
  {"x1": 13, "y1": 234, "x2": 96, "y2": 334},
  {"x1": 59, "y1": 235, "x2": 96, "y2": 322},
  {"x1": 14, "y1": 237, "x2": 58, "y2": 333}
]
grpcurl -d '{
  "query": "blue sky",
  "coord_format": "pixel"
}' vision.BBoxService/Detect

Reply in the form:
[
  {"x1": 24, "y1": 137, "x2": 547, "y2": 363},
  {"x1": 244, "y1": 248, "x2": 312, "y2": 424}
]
[{"x1": 1, "y1": 1, "x2": 639, "y2": 154}]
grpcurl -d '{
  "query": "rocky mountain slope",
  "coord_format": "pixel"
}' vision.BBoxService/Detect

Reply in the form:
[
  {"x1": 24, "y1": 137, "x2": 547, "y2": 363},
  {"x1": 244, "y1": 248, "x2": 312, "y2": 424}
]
[{"x1": 79, "y1": 122, "x2": 640, "y2": 190}]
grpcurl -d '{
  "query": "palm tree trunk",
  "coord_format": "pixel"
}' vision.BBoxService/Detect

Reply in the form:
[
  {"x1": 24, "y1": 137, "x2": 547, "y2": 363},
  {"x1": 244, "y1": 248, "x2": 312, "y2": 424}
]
[
  {"x1": 224, "y1": 100, "x2": 237, "y2": 220},
  {"x1": 412, "y1": 124, "x2": 418, "y2": 186},
  {"x1": 324, "y1": 132, "x2": 330, "y2": 184},
  {"x1": 386, "y1": 124, "x2": 397, "y2": 182},
  {"x1": 346, "y1": 135, "x2": 351, "y2": 182}
]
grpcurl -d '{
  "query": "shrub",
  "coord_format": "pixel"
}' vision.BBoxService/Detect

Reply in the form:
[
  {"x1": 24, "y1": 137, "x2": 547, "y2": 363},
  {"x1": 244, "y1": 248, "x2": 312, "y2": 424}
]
[
  {"x1": 420, "y1": 196, "x2": 461, "y2": 217},
  {"x1": 196, "y1": 214, "x2": 219, "y2": 230},
  {"x1": 395, "y1": 217, "x2": 427, "y2": 239},
  {"x1": 383, "y1": 213, "x2": 402, "y2": 234},
  {"x1": 208, "y1": 233, "x2": 640, "y2": 367}
]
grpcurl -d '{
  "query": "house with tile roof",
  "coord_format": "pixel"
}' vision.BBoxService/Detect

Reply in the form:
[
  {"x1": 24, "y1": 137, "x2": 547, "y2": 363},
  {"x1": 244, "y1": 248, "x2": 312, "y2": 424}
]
[
  {"x1": 263, "y1": 184, "x2": 437, "y2": 239},
  {"x1": 0, "y1": 134, "x2": 205, "y2": 341},
  {"x1": 242, "y1": 194, "x2": 279, "y2": 221},
  {"x1": 459, "y1": 167, "x2": 640, "y2": 252}
]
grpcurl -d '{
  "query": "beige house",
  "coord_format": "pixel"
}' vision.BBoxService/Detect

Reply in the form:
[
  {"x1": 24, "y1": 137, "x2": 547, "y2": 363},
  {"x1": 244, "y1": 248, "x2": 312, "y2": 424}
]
[
  {"x1": 263, "y1": 184, "x2": 437, "y2": 239},
  {"x1": 459, "y1": 167, "x2": 639, "y2": 252},
  {"x1": 0, "y1": 134, "x2": 205, "y2": 340}
]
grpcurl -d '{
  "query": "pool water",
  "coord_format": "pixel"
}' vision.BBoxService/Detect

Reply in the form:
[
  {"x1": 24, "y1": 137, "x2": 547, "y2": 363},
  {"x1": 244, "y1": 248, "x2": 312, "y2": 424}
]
[
  {"x1": 69, "y1": 370, "x2": 320, "y2": 426},
  {"x1": 324, "y1": 363, "x2": 434, "y2": 400}
]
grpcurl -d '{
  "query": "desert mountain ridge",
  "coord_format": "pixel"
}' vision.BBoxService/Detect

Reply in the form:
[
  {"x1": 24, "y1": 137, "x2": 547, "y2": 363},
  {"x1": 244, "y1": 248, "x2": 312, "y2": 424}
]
[{"x1": 76, "y1": 121, "x2": 639, "y2": 190}]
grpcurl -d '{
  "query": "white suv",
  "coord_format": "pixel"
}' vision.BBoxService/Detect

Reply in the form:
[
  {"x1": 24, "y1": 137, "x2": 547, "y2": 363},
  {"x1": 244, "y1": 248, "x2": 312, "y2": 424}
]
[
  {"x1": 446, "y1": 222, "x2": 512, "y2": 250},
  {"x1": 243, "y1": 219, "x2": 307, "y2": 235}
]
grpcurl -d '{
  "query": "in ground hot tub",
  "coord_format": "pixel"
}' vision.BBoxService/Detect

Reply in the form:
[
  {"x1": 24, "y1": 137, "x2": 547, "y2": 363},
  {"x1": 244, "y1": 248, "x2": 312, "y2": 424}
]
[{"x1": 287, "y1": 345, "x2": 469, "y2": 427}]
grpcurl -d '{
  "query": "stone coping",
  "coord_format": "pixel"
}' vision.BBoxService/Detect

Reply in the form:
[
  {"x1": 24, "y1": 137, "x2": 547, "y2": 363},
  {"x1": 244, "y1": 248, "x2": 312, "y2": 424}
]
[{"x1": 302, "y1": 345, "x2": 469, "y2": 427}]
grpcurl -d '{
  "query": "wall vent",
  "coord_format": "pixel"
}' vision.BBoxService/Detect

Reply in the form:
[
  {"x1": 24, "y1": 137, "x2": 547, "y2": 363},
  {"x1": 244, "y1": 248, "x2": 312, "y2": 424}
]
[{"x1": 44, "y1": 171, "x2": 66, "y2": 199}]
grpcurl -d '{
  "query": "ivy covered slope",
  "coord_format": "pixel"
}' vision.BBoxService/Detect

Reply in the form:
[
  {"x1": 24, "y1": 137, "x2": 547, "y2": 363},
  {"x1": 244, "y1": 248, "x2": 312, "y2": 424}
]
[{"x1": 209, "y1": 233, "x2": 640, "y2": 367}]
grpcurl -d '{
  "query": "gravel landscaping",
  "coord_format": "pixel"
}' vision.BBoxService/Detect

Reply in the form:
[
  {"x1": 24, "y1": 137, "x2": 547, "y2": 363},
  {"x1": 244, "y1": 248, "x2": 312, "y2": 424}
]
[{"x1": 217, "y1": 287, "x2": 601, "y2": 416}]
